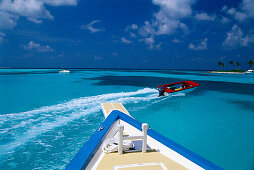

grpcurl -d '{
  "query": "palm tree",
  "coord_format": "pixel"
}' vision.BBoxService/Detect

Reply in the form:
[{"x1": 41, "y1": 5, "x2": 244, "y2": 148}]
[
  {"x1": 218, "y1": 61, "x2": 222, "y2": 66},
  {"x1": 229, "y1": 60, "x2": 234, "y2": 69},
  {"x1": 236, "y1": 61, "x2": 240, "y2": 69},
  {"x1": 247, "y1": 60, "x2": 253, "y2": 69},
  {"x1": 218, "y1": 61, "x2": 225, "y2": 69}
]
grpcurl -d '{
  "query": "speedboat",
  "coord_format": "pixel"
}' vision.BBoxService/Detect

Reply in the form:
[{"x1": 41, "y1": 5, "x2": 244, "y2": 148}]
[
  {"x1": 59, "y1": 69, "x2": 70, "y2": 74},
  {"x1": 66, "y1": 103, "x2": 221, "y2": 170},
  {"x1": 157, "y1": 81, "x2": 199, "y2": 96},
  {"x1": 246, "y1": 69, "x2": 253, "y2": 74}
]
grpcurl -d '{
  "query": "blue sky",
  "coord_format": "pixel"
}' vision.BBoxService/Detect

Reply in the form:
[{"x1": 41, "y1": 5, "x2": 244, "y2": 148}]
[{"x1": 0, "y1": 0, "x2": 253, "y2": 69}]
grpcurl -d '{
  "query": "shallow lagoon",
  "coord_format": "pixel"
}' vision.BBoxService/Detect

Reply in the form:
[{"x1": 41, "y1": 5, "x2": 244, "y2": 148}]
[{"x1": 0, "y1": 69, "x2": 253, "y2": 169}]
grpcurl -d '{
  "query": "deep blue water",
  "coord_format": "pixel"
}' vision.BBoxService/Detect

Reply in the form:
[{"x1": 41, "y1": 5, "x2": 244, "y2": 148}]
[{"x1": 0, "y1": 69, "x2": 253, "y2": 169}]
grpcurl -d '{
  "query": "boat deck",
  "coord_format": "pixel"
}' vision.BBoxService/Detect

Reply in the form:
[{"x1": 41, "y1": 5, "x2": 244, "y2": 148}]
[
  {"x1": 101, "y1": 103, "x2": 131, "y2": 118},
  {"x1": 96, "y1": 151, "x2": 186, "y2": 170},
  {"x1": 98, "y1": 103, "x2": 188, "y2": 170},
  {"x1": 67, "y1": 103, "x2": 220, "y2": 170}
]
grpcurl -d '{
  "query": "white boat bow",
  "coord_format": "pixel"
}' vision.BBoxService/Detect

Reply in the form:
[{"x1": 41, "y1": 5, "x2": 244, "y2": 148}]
[{"x1": 66, "y1": 103, "x2": 221, "y2": 170}]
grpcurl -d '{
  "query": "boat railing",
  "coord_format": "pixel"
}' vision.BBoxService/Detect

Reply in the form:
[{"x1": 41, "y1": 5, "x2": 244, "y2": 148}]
[{"x1": 118, "y1": 123, "x2": 148, "y2": 154}]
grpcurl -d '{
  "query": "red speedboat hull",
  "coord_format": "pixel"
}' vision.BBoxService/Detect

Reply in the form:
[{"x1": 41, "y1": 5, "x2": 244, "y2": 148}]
[{"x1": 157, "y1": 81, "x2": 199, "y2": 96}]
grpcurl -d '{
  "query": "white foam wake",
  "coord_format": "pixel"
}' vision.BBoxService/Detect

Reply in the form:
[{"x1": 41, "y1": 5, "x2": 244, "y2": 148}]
[{"x1": 0, "y1": 88, "x2": 158, "y2": 155}]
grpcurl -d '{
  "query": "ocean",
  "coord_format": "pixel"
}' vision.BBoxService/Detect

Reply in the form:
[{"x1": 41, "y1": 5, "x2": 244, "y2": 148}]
[{"x1": 0, "y1": 69, "x2": 253, "y2": 169}]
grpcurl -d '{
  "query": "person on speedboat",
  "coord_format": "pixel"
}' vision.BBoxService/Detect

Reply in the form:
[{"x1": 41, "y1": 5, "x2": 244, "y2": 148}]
[{"x1": 182, "y1": 82, "x2": 187, "y2": 88}]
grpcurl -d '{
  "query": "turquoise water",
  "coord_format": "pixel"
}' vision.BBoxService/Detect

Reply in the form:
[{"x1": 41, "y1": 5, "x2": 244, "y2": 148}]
[{"x1": 0, "y1": 69, "x2": 253, "y2": 169}]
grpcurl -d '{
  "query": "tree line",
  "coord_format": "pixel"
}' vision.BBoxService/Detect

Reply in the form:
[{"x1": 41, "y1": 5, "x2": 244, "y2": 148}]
[{"x1": 217, "y1": 60, "x2": 253, "y2": 70}]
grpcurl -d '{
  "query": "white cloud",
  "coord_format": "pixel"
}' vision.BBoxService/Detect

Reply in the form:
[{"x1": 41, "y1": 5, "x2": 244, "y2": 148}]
[
  {"x1": 234, "y1": 11, "x2": 248, "y2": 21},
  {"x1": 0, "y1": 32, "x2": 5, "y2": 37},
  {"x1": 222, "y1": 0, "x2": 254, "y2": 22},
  {"x1": 94, "y1": 56, "x2": 102, "y2": 60},
  {"x1": 81, "y1": 20, "x2": 105, "y2": 33},
  {"x1": 132, "y1": 0, "x2": 195, "y2": 49},
  {"x1": 138, "y1": 21, "x2": 155, "y2": 36},
  {"x1": 27, "y1": 17, "x2": 43, "y2": 24},
  {"x1": 0, "y1": 0, "x2": 53, "y2": 25},
  {"x1": 125, "y1": 24, "x2": 138, "y2": 32},
  {"x1": 179, "y1": 22, "x2": 189, "y2": 32},
  {"x1": 43, "y1": 0, "x2": 77, "y2": 6},
  {"x1": 143, "y1": 36, "x2": 154, "y2": 48},
  {"x1": 23, "y1": 41, "x2": 54, "y2": 52},
  {"x1": 241, "y1": 0, "x2": 254, "y2": 18},
  {"x1": 189, "y1": 38, "x2": 208, "y2": 50},
  {"x1": 121, "y1": 37, "x2": 132, "y2": 44},
  {"x1": 221, "y1": 16, "x2": 231, "y2": 23},
  {"x1": 0, "y1": 32, "x2": 5, "y2": 43},
  {"x1": 150, "y1": 0, "x2": 195, "y2": 35},
  {"x1": 130, "y1": 32, "x2": 136, "y2": 38},
  {"x1": 172, "y1": 38, "x2": 181, "y2": 43},
  {"x1": 221, "y1": 5, "x2": 228, "y2": 12},
  {"x1": 223, "y1": 25, "x2": 253, "y2": 47},
  {"x1": 0, "y1": 11, "x2": 18, "y2": 29},
  {"x1": 226, "y1": 7, "x2": 247, "y2": 22},
  {"x1": 0, "y1": 0, "x2": 77, "y2": 29},
  {"x1": 227, "y1": 7, "x2": 237, "y2": 15},
  {"x1": 195, "y1": 12, "x2": 216, "y2": 21},
  {"x1": 131, "y1": 24, "x2": 138, "y2": 29},
  {"x1": 140, "y1": 36, "x2": 161, "y2": 49}
]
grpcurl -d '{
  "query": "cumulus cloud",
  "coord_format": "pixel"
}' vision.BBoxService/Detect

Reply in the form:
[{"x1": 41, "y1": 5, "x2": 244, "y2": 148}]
[
  {"x1": 225, "y1": 7, "x2": 247, "y2": 22},
  {"x1": 189, "y1": 38, "x2": 208, "y2": 50},
  {"x1": 195, "y1": 12, "x2": 216, "y2": 21},
  {"x1": 0, "y1": 32, "x2": 5, "y2": 43},
  {"x1": 0, "y1": 0, "x2": 53, "y2": 21},
  {"x1": 222, "y1": 0, "x2": 254, "y2": 22},
  {"x1": 27, "y1": 17, "x2": 43, "y2": 24},
  {"x1": 125, "y1": 24, "x2": 138, "y2": 32},
  {"x1": 179, "y1": 23, "x2": 189, "y2": 34},
  {"x1": 223, "y1": 25, "x2": 253, "y2": 47},
  {"x1": 81, "y1": 20, "x2": 105, "y2": 33},
  {"x1": 126, "y1": 0, "x2": 195, "y2": 49},
  {"x1": 138, "y1": 21, "x2": 155, "y2": 36},
  {"x1": 43, "y1": 0, "x2": 77, "y2": 6},
  {"x1": 172, "y1": 38, "x2": 181, "y2": 43},
  {"x1": 221, "y1": 16, "x2": 231, "y2": 23},
  {"x1": 130, "y1": 32, "x2": 137, "y2": 38},
  {"x1": 131, "y1": 24, "x2": 138, "y2": 30},
  {"x1": 121, "y1": 37, "x2": 132, "y2": 44},
  {"x1": 241, "y1": 0, "x2": 254, "y2": 17},
  {"x1": 140, "y1": 36, "x2": 161, "y2": 49},
  {"x1": 139, "y1": 0, "x2": 195, "y2": 36},
  {"x1": 23, "y1": 41, "x2": 54, "y2": 52},
  {"x1": 0, "y1": 0, "x2": 77, "y2": 29},
  {"x1": 0, "y1": 11, "x2": 19, "y2": 29}
]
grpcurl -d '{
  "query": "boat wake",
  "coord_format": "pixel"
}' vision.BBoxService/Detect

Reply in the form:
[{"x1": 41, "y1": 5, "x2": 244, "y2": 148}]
[
  {"x1": 172, "y1": 93, "x2": 186, "y2": 97},
  {"x1": 0, "y1": 88, "x2": 164, "y2": 156},
  {"x1": 0, "y1": 87, "x2": 188, "y2": 168}
]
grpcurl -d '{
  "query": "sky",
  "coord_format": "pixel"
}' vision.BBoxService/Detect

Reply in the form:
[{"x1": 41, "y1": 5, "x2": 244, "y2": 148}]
[{"x1": 0, "y1": 0, "x2": 254, "y2": 70}]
